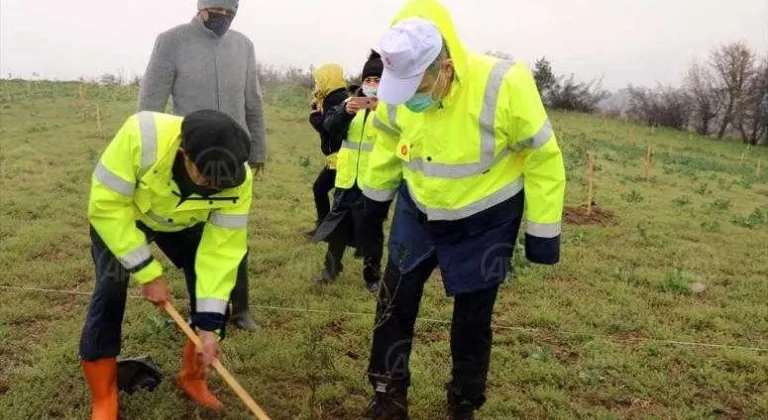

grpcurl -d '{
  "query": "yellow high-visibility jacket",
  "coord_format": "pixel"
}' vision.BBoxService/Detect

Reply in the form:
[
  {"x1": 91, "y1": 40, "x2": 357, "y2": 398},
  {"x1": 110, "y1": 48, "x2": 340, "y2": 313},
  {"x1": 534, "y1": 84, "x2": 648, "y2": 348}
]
[
  {"x1": 335, "y1": 108, "x2": 377, "y2": 189},
  {"x1": 88, "y1": 111, "x2": 251, "y2": 317},
  {"x1": 361, "y1": 0, "x2": 566, "y2": 262}
]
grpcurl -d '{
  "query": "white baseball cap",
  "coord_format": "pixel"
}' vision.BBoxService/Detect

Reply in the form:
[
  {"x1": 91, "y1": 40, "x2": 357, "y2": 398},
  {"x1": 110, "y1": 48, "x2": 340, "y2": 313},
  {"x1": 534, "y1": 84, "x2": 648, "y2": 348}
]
[{"x1": 377, "y1": 18, "x2": 444, "y2": 105}]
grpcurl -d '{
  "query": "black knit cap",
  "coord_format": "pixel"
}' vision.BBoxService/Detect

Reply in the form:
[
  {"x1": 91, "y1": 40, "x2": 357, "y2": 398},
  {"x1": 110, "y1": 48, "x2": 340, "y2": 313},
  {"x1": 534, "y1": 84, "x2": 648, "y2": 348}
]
[
  {"x1": 181, "y1": 110, "x2": 250, "y2": 190},
  {"x1": 362, "y1": 50, "x2": 383, "y2": 80}
]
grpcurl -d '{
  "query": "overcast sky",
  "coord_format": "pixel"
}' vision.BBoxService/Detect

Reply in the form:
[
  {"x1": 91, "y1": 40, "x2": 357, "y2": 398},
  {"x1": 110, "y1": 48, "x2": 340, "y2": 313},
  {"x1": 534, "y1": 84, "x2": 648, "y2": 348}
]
[{"x1": 1, "y1": 0, "x2": 766, "y2": 90}]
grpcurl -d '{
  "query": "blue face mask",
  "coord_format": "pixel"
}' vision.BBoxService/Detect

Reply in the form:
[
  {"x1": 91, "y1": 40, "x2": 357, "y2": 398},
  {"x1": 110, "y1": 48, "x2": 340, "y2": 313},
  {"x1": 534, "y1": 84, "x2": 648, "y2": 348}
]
[
  {"x1": 405, "y1": 69, "x2": 442, "y2": 113},
  {"x1": 204, "y1": 11, "x2": 234, "y2": 36},
  {"x1": 362, "y1": 84, "x2": 378, "y2": 97},
  {"x1": 405, "y1": 93, "x2": 436, "y2": 113}
]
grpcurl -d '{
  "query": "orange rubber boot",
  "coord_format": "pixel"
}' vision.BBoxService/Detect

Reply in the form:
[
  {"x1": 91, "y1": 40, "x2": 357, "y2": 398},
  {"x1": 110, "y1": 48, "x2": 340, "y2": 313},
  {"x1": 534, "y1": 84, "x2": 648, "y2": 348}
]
[
  {"x1": 176, "y1": 339, "x2": 223, "y2": 410},
  {"x1": 81, "y1": 358, "x2": 118, "y2": 420}
]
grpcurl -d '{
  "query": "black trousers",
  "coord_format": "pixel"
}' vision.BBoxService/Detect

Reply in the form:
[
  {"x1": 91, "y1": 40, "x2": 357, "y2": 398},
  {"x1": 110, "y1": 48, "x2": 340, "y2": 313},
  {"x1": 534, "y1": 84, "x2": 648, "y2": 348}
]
[
  {"x1": 367, "y1": 255, "x2": 499, "y2": 409},
  {"x1": 320, "y1": 187, "x2": 383, "y2": 283},
  {"x1": 79, "y1": 223, "x2": 245, "y2": 361},
  {"x1": 323, "y1": 221, "x2": 383, "y2": 283},
  {"x1": 312, "y1": 167, "x2": 337, "y2": 223}
]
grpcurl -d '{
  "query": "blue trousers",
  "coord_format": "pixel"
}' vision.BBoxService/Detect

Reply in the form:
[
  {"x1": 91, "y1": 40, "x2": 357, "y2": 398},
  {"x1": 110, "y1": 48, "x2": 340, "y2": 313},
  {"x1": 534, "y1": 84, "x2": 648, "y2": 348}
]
[
  {"x1": 79, "y1": 223, "x2": 244, "y2": 361},
  {"x1": 367, "y1": 182, "x2": 524, "y2": 408}
]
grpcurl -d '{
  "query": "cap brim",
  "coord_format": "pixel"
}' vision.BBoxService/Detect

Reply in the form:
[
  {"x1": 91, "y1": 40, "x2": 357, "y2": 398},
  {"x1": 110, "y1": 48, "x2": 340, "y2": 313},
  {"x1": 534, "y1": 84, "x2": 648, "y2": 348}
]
[{"x1": 377, "y1": 68, "x2": 424, "y2": 105}]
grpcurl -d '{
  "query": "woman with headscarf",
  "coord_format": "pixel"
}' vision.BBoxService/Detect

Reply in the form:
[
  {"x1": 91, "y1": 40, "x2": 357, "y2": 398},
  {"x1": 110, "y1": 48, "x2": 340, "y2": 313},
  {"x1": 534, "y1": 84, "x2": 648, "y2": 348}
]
[{"x1": 307, "y1": 64, "x2": 350, "y2": 236}]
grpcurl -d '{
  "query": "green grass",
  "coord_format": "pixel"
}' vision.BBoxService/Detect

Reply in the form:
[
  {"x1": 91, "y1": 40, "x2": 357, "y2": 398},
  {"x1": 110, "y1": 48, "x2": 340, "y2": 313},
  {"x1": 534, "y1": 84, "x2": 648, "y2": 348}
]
[{"x1": 1, "y1": 80, "x2": 767, "y2": 419}]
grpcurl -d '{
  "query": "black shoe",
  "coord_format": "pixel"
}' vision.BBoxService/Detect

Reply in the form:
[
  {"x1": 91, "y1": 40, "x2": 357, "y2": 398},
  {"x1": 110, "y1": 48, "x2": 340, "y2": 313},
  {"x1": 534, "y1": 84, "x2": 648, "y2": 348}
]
[
  {"x1": 450, "y1": 403, "x2": 475, "y2": 420},
  {"x1": 304, "y1": 220, "x2": 321, "y2": 239},
  {"x1": 231, "y1": 271, "x2": 259, "y2": 332},
  {"x1": 447, "y1": 390, "x2": 476, "y2": 420},
  {"x1": 365, "y1": 280, "x2": 379, "y2": 294},
  {"x1": 365, "y1": 388, "x2": 409, "y2": 420},
  {"x1": 231, "y1": 312, "x2": 260, "y2": 332},
  {"x1": 363, "y1": 265, "x2": 381, "y2": 294},
  {"x1": 312, "y1": 268, "x2": 338, "y2": 285}
]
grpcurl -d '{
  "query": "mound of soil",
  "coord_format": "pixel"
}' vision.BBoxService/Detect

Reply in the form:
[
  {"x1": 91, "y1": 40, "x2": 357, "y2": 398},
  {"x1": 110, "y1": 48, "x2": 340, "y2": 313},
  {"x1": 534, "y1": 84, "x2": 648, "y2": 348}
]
[{"x1": 565, "y1": 205, "x2": 618, "y2": 226}]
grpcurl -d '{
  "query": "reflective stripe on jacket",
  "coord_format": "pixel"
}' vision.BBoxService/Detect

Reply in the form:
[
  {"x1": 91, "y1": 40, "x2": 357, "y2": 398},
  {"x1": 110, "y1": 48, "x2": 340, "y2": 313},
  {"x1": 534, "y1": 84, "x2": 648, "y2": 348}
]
[
  {"x1": 361, "y1": 0, "x2": 566, "y2": 263},
  {"x1": 335, "y1": 109, "x2": 376, "y2": 189},
  {"x1": 88, "y1": 111, "x2": 252, "y2": 316}
]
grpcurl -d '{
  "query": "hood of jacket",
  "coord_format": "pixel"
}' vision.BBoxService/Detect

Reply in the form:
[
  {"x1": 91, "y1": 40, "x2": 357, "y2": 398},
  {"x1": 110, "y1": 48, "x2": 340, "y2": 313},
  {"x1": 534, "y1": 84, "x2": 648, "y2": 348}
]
[{"x1": 390, "y1": 0, "x2": 469, "y2": 82}]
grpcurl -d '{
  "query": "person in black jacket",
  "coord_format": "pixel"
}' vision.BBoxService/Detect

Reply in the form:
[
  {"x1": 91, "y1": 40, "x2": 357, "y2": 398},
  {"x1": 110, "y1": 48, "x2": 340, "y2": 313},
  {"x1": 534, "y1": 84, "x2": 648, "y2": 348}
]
[
  {"x1": 307, "y1": 64, "x2": 350, "y2": 236},
  {"x1": 311, "y1": 51, "x2": 384, "y2": 292}
]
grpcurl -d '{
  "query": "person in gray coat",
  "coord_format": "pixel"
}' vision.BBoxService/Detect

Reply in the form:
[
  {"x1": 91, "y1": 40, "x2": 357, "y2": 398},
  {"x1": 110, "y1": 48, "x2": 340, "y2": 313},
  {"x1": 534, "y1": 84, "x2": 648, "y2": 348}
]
[{"x1": 138, "y1": 0, "x2": 263, "y2": 332}]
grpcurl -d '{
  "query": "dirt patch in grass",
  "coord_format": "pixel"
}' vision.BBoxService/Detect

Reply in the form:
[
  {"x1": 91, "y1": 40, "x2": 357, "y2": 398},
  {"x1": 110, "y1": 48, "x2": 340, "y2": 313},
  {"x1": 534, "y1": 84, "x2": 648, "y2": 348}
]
[
  {"x1": 565, "y1": 205, "x2": 619, "y2": 226},
  {"x1": 0, "y1": 293, "x2": 82, "y2": 399},
  {"x1": 417, "y1": 330, "x2": 449, "y2": 344},
  {"x1": 326, "y1": 319, "x2": 345, "y2": 338},
  {"x1": 0, "y1": 318, "x2": 49, "y2": 395},
  {"x1": 547, "y1": 274, "x2": 580, "y2": 285},
  {"x1": 601, "y1": 395, "x2": 665, "y2": 420}
]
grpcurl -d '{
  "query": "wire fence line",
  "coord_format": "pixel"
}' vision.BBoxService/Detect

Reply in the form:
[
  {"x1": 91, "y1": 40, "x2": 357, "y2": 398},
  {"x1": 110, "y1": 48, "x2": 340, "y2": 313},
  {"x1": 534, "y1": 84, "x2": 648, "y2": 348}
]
[{"x1": 1, "y1": 284, "x2": 766, "y2": 353}]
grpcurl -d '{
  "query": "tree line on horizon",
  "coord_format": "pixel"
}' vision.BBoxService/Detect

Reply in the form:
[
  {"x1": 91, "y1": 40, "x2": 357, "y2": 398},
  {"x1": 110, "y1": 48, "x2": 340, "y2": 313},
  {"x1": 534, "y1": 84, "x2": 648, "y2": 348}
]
[
  {"x1": 7, "y1": 41, "x2": 764, "y2": 146},
  {"x1": 516, "y1": 42, "x2": 767, "y2": 146}
]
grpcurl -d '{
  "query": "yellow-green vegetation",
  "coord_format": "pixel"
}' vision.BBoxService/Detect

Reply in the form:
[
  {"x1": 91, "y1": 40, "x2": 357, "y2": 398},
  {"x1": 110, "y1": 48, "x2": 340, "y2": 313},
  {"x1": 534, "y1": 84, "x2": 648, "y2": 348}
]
[{"x1": 1, "y1": 80, "x2": 766, "y2": 419}]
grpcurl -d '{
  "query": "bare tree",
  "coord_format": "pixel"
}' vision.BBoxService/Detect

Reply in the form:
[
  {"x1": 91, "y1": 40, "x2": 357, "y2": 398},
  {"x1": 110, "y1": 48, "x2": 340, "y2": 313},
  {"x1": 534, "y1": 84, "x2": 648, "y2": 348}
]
[
  {"x1": 548, "y1": 74, "x2": 608, "y2": 113},
  {"x1": 733, "y1": 58, "x2": 768, "y2": 145},
  {"x1": 710, "y1": 42, "x2": 756, "y2": 138},
  {"x1": 533, "y1": 56, "x2": 556, "y2": 103},
  {"x1": 626, "y1": 84, "x2": 691, "y2": 130},
  {"x1": 684, "y1": 60, "x2": 720, "y2": 135},
  {"x1": 99, "y1": 73, "x2": 121, "y2": 85}
]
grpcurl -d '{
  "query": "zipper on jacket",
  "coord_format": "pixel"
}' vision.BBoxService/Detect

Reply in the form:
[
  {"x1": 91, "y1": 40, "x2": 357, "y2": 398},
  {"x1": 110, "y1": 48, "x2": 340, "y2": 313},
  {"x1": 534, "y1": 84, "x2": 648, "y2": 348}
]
[
  {"x1": 355, "y1": 110, "x2": 370, "y2": 184},
  {"x1": 213, "y1": 44, "x2": 220, "y2": 111},
  {"x1": 173, "y1": 191, "x2": 239, "y2": 206}
]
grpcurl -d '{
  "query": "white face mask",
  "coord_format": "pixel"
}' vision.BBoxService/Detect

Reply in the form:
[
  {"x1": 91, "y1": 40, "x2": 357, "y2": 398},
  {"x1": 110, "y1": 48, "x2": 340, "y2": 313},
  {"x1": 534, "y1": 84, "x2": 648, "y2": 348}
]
[{"x1": 362, "y1": 84, "x2": 378, "y2": 97}]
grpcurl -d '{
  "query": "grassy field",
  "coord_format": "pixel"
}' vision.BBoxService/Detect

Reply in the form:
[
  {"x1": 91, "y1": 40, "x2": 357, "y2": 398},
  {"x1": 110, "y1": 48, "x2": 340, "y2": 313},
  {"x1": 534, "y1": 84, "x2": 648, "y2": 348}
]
[{"x1": 0, "y1": 80, "x2": 767, "y2": 420}]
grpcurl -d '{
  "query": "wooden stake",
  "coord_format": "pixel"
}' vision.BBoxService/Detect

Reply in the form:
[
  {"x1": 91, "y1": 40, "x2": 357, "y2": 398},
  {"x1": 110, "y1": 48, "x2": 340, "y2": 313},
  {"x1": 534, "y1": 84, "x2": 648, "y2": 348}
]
[
  {"x1": 96, "y1": 102, "x2": 103, "y2": 140},
  {"x1": 740, "y1": 145, "x2": 750, "y2": 165},
  {"x1": 644, "y1": 144, "x2": 654, "y2": 181},
  {"x1": 164, "y1": 302, "x2": 272, "y2": 420},
  {"x1": 586, "y1": 152, "x2": 596, "y2": 215},
  {"x1": 77, "y1": 84, "x2": 86, "y2": 113},
  {"x1": 758, "y1": 157, "x2": 762, "y2": 178}
]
